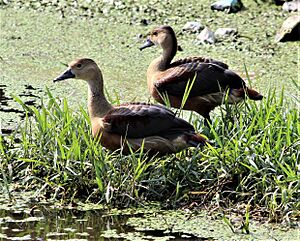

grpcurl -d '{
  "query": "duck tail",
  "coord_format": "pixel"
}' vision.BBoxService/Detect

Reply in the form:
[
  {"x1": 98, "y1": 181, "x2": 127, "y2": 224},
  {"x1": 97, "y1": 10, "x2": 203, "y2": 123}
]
[
  {"x1": 235, "y1": 87, "x2": 263, "y2": 100},
  {"x1": 187, "y1": 133, "x2": 209, "y2": 147},
  {"x1": 246, "y1": 87, "x2": 263, "y2": 100}
]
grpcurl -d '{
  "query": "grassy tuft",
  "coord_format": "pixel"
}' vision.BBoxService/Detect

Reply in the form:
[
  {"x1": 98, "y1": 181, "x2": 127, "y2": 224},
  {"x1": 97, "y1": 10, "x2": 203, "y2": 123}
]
[{"x1": 0, "y1": 88, "x2": 299, "y2": 222}]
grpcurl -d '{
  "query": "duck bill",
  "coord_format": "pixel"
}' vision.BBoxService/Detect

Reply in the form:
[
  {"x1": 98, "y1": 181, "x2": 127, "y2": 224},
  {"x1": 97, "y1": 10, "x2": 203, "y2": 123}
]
[
  {"x1": 53, "y1": 69, "x2": 75, "y2": 82},
  {"x1": 139, "y1": 38, "x2": 155, "y2": 50}
]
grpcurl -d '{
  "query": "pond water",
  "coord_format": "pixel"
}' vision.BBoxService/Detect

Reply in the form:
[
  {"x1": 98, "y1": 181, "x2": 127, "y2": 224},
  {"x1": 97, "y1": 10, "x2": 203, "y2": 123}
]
[
  {"x1": 0, "y1": 191, "x2": 298, "y2": 241},
  {"x1": 0, "y1": 191, "x2": 206, "y2": 241},
  {"x1": 1, "y1": 209, "x2": 212, "y2": 241},
  {"x1": 1, "y1": 208, "x2": 131, "y2": 241},
  {"x1": 0, "y1": 84, "x2": 41, "y2": 135},
  {"x1": 0, "y1": 199, "x2": 206, "y2": 241}
]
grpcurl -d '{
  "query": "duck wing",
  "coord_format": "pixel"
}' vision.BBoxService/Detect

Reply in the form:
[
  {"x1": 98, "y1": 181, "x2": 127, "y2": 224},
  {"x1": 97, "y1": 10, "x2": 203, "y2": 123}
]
[
  {"x1": 170, "y1": 57, "x2": 229, "y2": 69},
  {"x1": 155, "y1": 63, "x2": 246, "y2": 97},
  {"x1": 103, "y1": 103, "x2": 195, "y2": 138}
]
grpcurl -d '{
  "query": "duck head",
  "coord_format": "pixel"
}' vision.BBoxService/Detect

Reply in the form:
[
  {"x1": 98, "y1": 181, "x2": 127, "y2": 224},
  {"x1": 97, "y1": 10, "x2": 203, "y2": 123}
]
[
  {"x1": 139, "y1": 25, "x2": 178, "y2": 51},
  {"x1": 53, "y1": 58, "x2": 100, "y2": 82}
]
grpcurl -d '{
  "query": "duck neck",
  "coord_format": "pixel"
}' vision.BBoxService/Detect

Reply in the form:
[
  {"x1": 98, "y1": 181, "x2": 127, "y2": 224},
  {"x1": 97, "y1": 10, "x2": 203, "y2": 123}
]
[
  {"x1": 154, "y1": 45, "x2": 177, "y2": 70},
  {"x1": 87, "y1": 71, "x2": 112, "y2": 118},
  {"x1": 147, "y1": 39, "x2": 177, "y2": 79}
]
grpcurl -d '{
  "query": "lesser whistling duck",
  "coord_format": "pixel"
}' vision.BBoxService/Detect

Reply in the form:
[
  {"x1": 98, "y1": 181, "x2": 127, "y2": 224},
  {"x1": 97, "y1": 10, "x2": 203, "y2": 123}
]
[
  {"x1": 53, "y1": 58, "x2": 208, "y2": 155},
  {"x1": 140, "y1": 25, "x2": 263, "y2": 125}
]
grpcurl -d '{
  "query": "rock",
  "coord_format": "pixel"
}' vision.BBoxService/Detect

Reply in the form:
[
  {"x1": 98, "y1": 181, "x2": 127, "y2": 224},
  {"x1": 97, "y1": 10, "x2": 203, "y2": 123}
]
[
  {"x1": 182, "y1": 21, "x2": 203, "y2": 33},
  {"x1": 275, "y1": 14, "x2": 300, "y2": 42},
  {"x1": 215, "y1": 28, "x2": 238, "y2": 39},
  {"x1": 211, "y1": 0, "x2": 243, "y2": 13},
  {"x1": 282, "y1": 0, "x2": 300, "y2": 12},
  {"x1": 196, "y1": 27, "x2": 216, "y2": 44}
]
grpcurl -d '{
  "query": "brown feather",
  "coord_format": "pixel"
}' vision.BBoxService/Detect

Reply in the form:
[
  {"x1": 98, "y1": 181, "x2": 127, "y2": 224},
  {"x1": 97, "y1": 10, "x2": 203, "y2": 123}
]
[
  {"x1": 143, "y1": 25, "x2": 263, "y2": 123},
  {"x1": 246, "y1": 88, "x2": 264, "y2": 100},
  {"x1": 170, "y1": 56, "x2": 229, "y2": 69},
  {"x1": 102, "y1": 102, "x2": 195, "y2": 139},
  {"x1": 54, "y1": 58, "x2": 208, "y2": 155}
]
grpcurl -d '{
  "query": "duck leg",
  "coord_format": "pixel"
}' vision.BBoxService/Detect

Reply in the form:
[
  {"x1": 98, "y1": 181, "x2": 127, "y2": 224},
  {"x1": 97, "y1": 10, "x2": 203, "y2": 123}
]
[
  {"x1": 203, "y1": 113, "x2": 212, "y2": 127},
  {"x1": 196, "y1": 105, "x2": 213, "y2": 127}
]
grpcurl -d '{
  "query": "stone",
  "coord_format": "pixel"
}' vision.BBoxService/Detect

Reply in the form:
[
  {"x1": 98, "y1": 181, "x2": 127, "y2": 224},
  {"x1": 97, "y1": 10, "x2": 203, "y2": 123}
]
[
  {"x1": 275, "y1": 14, "x2": 300, "y2": 42},
  {"x1": 282, "y1": 0, "x2": 300, "y2": 12},
  {"x1": 211, "y1": 0, "x2": 243, "y2": 13},
  {"x1": 196, "y1": 27, "x2": 216, "y2": 44},
  {"x1": 182, "y1": 21, "x2": 203, "y2": 33},
  {"x1": 215, "y1": 28, "x2": 238, "y2": 39}
]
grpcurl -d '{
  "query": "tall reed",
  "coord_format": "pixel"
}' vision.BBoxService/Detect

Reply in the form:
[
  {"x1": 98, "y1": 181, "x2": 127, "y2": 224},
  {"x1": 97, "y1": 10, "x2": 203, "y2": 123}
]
[{"x1": 0, "y1": 87, "x2": 299, "y2": 221}]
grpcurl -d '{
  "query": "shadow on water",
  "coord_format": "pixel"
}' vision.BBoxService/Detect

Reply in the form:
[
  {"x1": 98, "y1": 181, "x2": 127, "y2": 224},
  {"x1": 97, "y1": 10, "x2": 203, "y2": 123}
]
[{"x1": 0, "y1": 84, "x2": 41, "y2": 135}]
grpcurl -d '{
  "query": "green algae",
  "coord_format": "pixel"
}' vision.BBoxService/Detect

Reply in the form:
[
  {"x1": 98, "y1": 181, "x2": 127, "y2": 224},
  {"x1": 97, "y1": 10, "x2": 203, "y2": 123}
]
[
  {"x1": 0, "y1": 189, "x2": 299, "y2": 240},
  {"x1": 125, "y1": 210, "x2": 299, "y2": 240},
  {"x1": 0, "y1": 1, "x2": 298, "y2": 130}
]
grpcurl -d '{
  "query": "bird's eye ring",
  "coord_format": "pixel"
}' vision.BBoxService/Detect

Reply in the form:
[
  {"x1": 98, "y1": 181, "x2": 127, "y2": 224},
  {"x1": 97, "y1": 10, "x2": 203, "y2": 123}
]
[{"x1": 76, "y1": 63, "x2": 82, "y2": 68}]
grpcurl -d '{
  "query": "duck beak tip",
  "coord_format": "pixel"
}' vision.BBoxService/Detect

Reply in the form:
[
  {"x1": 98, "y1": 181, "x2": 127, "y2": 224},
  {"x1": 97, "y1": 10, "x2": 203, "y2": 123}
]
[
  {"x1": 53, "y1": 69, "x2": 75, "y2": 83},
  {"x1": 139, "y1": 39, "x2": 155, "y2": 51},
  {"x1": 53, "y1": 78, "x2": 61, "y2": 83}
]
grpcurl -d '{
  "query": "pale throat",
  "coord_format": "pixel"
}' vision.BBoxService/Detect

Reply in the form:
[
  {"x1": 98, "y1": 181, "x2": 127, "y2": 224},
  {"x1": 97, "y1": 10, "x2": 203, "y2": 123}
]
[
  {"x1": 150, "y1": 43, "x2": 177, "y2": 71},
  {"x1": 147, "y1": 44, "x2": 177, "y2": 80},
  {"x1": 87, "y1": 77, "x2": 112, "y2": 118}
]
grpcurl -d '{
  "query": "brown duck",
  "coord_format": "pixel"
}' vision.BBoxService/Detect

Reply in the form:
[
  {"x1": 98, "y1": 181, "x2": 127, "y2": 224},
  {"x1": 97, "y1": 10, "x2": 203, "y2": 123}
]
[
  {"x1": 53, "y1": 58, "x2": 208, "y2": 155},
  {"x1": 140, "y1": 25, "x2": 263, "y2": 125}
]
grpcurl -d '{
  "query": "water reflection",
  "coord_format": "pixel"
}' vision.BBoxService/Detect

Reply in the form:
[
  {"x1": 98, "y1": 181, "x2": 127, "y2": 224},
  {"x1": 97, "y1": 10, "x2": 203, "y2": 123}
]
[
  {"x1": 0, "y1": 208, "x2": 131, "y2": 240},
  {"x1": 0, "y1": 207, "x2": 205, "y2": 241}
]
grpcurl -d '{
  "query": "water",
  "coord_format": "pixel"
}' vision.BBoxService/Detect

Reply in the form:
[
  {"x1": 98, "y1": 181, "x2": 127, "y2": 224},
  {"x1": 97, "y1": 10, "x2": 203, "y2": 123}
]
[
  {"x1": 0, "y1": 190, "x2": 204, "y2": 241},
  {"x1": 0, "y1": 84, "x2": 41, "y2": 135},
  {"x1": 0, "y1": 205, "x2": 202, "y2": 241},
  {"x1": 0, "y1": 190, "x2": 298, "y2": 241},
  {"x1": 0, "y1": 208, "x2": 130, "y2": 240}
]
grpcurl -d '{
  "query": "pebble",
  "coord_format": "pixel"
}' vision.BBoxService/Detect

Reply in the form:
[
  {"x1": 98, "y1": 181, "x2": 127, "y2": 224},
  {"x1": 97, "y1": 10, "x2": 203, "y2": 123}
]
[
  {"x1": 196, "y1": 27, "x2": 216, "y2": 44},
  {"x1": 282, "y1": 0, "x2": 300, "y2": 12},
  {"x1": 215, "y1": 27, "x2": 238, "y2": 39},
  {"x1": 182, "y1": 21, "x2": 203, "y2": 33},
  {"x1": 275, "y1": 14, "x2": 300, "y2": 42},
  {"x1": 211, "y1": 0, "x2": 243, "y2": 13}
]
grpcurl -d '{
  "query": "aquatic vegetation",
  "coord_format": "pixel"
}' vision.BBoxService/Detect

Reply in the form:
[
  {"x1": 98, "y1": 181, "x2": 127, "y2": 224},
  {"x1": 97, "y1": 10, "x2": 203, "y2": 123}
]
[
  {"x1": 125, "y1": 209, "x2": 299, "y2": 240},
  {"x1": 0, "y1": 88, "x2": 299, "y2": 224}
]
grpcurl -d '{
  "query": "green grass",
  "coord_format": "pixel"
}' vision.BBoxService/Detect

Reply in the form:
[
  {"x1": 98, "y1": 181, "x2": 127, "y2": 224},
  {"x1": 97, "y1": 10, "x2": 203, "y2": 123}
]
[{"x1": 0, "y1": 88, "x2": 299, "y2": 222}]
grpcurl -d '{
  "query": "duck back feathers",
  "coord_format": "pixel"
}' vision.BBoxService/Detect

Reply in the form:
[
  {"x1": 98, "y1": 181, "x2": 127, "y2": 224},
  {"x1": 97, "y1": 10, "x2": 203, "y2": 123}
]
[
  {"x1": 154, "y1": 63, "x2": 246, "y2": 98},
  {"x1": 103, "y1": 102, "x2": 195, "y2": 139},
  {"x1": 169, "y1": 56, "x2": 229, "y2": 69}
]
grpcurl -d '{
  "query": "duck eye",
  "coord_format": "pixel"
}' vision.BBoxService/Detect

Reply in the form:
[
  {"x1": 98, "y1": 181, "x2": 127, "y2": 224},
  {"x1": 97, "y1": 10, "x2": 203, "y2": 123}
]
[
  {"x1": 76, "y1": 63, "x2": 82, "y2": 69},
  {"x1": 152, "y1": 31, "x2": 158, "y2": 36}
]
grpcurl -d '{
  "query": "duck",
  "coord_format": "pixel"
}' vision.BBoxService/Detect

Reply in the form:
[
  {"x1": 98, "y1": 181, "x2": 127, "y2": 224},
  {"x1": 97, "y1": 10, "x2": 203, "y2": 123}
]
[
  {"x1": 53, "y1": 58, "x2": 208, "y2": 155},
  {"x1": 140, "y1": 25, "x2": 263, "y2": 125}
]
